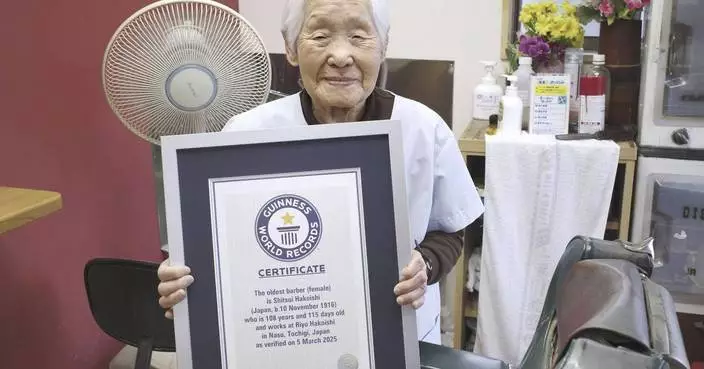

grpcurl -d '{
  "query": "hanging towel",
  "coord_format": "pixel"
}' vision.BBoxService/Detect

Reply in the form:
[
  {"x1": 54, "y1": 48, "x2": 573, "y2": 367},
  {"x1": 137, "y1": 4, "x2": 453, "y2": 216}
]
[{"x1": 473, "y1": 134, "x2": 619, "y2": 366}]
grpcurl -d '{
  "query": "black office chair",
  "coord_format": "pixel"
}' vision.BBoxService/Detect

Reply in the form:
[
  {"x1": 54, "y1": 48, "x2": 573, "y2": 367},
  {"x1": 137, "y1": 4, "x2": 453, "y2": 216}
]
[{"x1": 84, "y1": 258, "x2": 176, "y2": 369}]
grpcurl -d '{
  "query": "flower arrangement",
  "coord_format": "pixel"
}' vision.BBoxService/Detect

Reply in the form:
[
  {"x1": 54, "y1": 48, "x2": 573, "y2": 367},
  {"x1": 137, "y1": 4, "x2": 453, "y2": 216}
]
[
  {"x1": 507, "y1": 0, "x2": 585, "y2": 73},
  {"x1": 576, "y1": 0, "x2": 651, "y2": 25}
]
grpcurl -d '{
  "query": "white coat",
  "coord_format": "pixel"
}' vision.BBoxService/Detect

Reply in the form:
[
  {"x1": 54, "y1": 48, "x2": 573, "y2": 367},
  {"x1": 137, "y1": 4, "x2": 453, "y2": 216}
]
[{"x1": 222, "y1": 90, "x2": 484, "y2": 344}]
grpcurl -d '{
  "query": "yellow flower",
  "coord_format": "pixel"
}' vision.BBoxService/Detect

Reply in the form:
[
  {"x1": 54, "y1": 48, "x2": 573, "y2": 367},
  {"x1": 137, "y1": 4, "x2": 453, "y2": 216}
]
[
  {"x1": 519, "y1": 3, "x2": 540, "y2": 24},
  {"x1": 518, "y1": 0, "x2": 584, "y2": 47},
  {"x1": 549, "y1": 2, "x2": 559, "y2": 12},
  {"x1": 561, "y1": 0, "x2": 577, "y2": 16},
  {"x1": 519, "y1": 10, "x2": 532, "y2": 25}
]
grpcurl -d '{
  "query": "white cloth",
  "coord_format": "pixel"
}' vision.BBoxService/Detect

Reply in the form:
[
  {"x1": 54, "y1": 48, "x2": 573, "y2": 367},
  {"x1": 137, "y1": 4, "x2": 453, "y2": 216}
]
[
  {"x1": 474, "y1": 134, "x2": 619, "y2": 365},
  {"x1": 222, "y1": 91, "x2": 484, "y2": 343}
]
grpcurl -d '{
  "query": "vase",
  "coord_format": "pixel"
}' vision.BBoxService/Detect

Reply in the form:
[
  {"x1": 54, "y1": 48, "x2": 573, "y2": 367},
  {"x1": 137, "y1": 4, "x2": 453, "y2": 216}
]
[{"x1": 599, "y1": 19, "x2": 643, "y2": 130}]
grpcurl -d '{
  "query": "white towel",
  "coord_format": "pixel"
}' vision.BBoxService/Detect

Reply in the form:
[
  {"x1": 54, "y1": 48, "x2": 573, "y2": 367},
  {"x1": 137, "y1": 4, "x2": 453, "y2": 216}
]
[{"x1": 473, "y1": 134, "x2": 619, "y2": 366}]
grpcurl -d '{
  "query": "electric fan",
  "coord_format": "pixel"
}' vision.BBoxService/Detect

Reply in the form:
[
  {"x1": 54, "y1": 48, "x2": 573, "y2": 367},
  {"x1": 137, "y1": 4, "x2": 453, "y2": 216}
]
[{"x1": 102, "y1": 0, "x2": 278, "y2": 248}]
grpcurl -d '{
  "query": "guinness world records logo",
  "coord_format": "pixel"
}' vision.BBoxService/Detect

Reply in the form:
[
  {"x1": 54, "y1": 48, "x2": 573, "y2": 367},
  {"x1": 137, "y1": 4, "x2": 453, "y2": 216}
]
[{"x1": 255, "y1": 194, "x2": 322, "y2": 262}]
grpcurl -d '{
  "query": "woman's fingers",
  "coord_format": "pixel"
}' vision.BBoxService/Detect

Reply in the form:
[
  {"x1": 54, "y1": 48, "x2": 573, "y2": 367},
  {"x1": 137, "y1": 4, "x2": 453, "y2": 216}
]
[
  {"x1": 159, "y1": 288, "x2": 187, "y2": 310},
  {"x1": 394, "y1": 270, "x2": 427, "y2": 296},
  {"x1": 395, "y1": 277, "x2": 427, "y2": 306},
  {"x1": 158, "y1": 275, "x2": 194, "y2": 297},
  {"x1": 157, "y1": 261, "x2": 191, "y2": 282},
  {"x1": 411, "y1": 295, "x2": 425, "y2": 309}
]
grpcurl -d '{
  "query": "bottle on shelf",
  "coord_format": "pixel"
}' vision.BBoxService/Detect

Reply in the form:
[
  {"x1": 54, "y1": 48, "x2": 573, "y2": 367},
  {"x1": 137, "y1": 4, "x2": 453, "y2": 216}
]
[
  {"x1": 513, "y1": 56, "x2": 535, "y2": 130},
  {"x1": 578, "y1": 54, "x2": 611, "y2": 134},
  {"x1": 564, "y1": 48, "x2": 584, "y2": 133},
  {"x1": 473, "y1": 61, "x2": 503, "y2": 122}
]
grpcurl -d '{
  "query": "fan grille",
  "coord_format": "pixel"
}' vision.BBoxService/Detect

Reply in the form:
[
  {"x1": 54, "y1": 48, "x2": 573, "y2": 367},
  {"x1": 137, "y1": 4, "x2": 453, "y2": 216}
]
[{"x1": 103, "y1": 0, "x2": 271, "y2": 144}]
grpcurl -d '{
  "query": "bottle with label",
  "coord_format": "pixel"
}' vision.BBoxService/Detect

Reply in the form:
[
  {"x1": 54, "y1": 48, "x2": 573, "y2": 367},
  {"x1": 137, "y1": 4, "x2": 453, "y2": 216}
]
[
  {"x1": 473, "y1": 61, "x2": 503, "y2": 122},
  {"x1": 498, "y1": 75, "x2": 523, "y2": 135},
  {"x1": 513, "y1": 57, "x2": 534, "y2": 130},
  {"x1": 564, "y1": 48, "x2": 583, "y2": 133},
  {"x1": 578, "y1": 54, "x2": 611, "y2": 134}
]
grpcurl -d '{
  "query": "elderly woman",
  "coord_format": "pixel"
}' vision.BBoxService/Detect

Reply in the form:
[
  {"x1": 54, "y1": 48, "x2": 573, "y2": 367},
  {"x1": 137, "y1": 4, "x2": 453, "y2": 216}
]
[{"x1": 157, "y1": 0, "x2": 483, "y2": 344}]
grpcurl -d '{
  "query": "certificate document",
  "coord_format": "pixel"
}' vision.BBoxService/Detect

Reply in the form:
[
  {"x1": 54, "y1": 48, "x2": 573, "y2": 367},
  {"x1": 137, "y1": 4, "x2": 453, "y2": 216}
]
[
  {"x1": 210, "y1": 170, "x2": 373, "y2": 369},
  {"x1": 161, "y1": 121, "x2": 419, "y2": 369}
]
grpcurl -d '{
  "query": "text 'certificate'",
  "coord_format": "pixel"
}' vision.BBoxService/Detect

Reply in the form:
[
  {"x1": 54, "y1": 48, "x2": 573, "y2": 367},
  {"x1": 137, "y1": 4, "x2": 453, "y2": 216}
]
[{"x1": 209, "y1": 169, "x2": 373, "y2": 369}]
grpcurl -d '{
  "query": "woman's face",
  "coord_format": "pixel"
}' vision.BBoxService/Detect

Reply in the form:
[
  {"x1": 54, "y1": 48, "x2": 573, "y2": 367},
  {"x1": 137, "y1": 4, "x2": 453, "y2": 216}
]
[{"x1": 288, "y1": 0, "x2": 384, "y2": 110}]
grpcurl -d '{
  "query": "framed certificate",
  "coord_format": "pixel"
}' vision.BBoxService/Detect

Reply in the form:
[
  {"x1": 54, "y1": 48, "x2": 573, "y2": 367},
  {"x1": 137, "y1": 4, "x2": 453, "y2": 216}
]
[{"x1": 161, "y1": 120, "x2": 420, "y2": 369}]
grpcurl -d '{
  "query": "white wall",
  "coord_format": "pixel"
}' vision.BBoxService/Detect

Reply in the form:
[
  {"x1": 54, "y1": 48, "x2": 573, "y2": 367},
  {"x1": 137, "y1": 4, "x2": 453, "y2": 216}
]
[{"x1": 239, "y1": 0, "x2": 505, "y2": 136}]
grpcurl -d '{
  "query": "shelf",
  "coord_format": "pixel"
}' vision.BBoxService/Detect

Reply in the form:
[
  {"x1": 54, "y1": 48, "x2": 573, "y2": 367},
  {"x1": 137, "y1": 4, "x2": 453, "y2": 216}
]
[
  {"x1": 458, "y1": 123, "x2": 638, "y2": 163},
  {"x1": 463, "y1": 291, "x2": 478, "y2": 318}
]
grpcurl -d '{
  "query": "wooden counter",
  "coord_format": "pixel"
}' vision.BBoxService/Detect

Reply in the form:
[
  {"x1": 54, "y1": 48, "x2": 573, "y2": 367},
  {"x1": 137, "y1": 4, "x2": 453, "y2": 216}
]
[{"x1": 0, "y1": 187, "x2": 63, "y2": 234}]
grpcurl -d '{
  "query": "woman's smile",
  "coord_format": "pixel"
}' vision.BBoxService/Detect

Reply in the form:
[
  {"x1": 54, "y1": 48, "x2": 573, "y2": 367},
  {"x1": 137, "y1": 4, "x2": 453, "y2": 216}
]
[{"x1": 322, "y1": 76, "x2": 359, "y2": 86}]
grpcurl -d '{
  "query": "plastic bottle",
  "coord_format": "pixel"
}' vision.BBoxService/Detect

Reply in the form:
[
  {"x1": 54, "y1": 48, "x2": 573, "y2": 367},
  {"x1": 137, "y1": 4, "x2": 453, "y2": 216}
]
[
  {"x1": 578, "y1": 54, "x2": 611, "y2": 134},
  {"x1": 564, "y1": 48, "x2": 583, "y2": 133},
  {"x1": 513, "y1": 57, "x2": 535, "y2": 130},
  {"x1": 473, "y1": 61, "x2": 503, "y2": 121},
  {"x1": 498, "y1": 75, "x2": 523, "y2": 135}
]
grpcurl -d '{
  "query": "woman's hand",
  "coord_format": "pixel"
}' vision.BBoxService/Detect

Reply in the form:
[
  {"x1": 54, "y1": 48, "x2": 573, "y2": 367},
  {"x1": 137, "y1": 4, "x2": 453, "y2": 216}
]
[
  {"x1": 157, "y1": 258, "x2": 194, "y2": 319},
  {"x1": 393, "y1": 250, "x2": 428, "y2": 309}
]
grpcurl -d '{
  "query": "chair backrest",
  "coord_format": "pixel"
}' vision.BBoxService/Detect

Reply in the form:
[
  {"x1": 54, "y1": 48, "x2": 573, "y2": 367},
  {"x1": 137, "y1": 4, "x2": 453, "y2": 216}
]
[
  {"x1": 84, "y1": 258, "x2": 175, "y2": 352},
  {"x1": 518, "y1": 237, "x2": 691, "y2": 369}
]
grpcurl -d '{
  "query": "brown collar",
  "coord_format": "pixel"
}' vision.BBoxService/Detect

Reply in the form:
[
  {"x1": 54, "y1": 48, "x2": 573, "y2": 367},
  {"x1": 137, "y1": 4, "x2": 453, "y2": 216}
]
[{"x1": 299, "y1": 88, "x2": 396, "y2": 125}]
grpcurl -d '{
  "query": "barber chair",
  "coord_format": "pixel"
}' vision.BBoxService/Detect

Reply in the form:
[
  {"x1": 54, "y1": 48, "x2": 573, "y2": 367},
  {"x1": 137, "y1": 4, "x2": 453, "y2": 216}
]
[
  {"x1": 516, "y1": 236, "x2": 690, "y2": 369},
  {"x1": 84, "y1": 236, "x2": 690, "y2": 369}
]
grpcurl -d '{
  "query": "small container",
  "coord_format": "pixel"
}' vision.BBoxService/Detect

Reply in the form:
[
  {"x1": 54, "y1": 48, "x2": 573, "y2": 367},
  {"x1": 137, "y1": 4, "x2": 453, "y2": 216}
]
[{"x1": 578, "y1": 54, "x2": 611, "y2": 134}]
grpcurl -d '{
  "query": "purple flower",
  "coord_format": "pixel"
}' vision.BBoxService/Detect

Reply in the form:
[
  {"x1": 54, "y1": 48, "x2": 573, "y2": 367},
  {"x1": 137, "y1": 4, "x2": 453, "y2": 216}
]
[{"x1": 519, "y1": 35, "x2": 551, "y2": 63}]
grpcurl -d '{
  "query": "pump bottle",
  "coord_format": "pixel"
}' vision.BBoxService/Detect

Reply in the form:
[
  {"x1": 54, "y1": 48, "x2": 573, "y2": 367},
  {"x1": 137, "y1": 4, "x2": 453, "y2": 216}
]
[
  {"x1": 498, "y1": 75, "x2": 523, "y2": 135},
  {"x1": 513, "y1": 57, "x2": 534, "y2": 129},
  {"x1": 473, "y1": 61, "x2": 503, "y2": 121}
]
